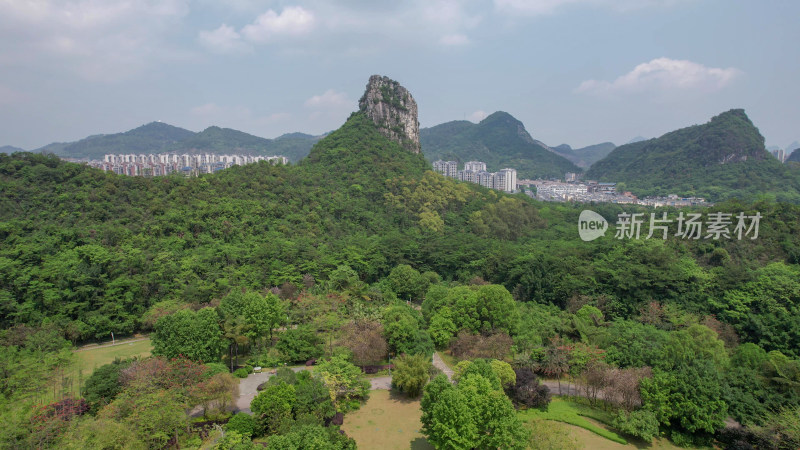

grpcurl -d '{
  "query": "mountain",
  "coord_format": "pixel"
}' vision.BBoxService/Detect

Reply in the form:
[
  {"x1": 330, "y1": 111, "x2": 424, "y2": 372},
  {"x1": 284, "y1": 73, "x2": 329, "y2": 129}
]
[
  {"x1": 420, "y1": 111, "x2": 581, "y2": 179},
  {"x1": 550, "y1": 142, "x2": 616, "y2": 168},
  {"x1": 586, "y1": 109, "x2": 800, "y2": 202},
  {"x1": 0, "y1": 145, "x2": 25, "y2": 153},
  {"x1": 627, "y1": 136, "x2": 648, "y2": 144},
  {"x1": 788, "y1": 149, "x2": 800, "y2": 163},
  {"x1": 32, "y1": 122, "x2": 324, "y2": 162},
  {"x1": 35, "y1": 122, "x2": 196, "y2": 159}
]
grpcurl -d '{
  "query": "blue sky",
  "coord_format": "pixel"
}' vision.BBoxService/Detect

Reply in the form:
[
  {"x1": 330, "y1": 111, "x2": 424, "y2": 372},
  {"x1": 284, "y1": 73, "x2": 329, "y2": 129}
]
[{"x1": 1, "y1": 0, "x2": 798, "y2": 151}]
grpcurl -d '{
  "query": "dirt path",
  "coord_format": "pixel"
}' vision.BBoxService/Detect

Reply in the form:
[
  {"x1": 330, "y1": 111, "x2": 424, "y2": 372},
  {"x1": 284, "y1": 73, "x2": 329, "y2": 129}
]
[{"x1": 432, "y1": 352, "x2": 454, "y2": 381}]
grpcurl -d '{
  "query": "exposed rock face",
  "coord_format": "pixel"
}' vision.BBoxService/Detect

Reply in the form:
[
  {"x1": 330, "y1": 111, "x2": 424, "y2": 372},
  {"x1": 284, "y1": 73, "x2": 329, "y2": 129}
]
[{"x1": 358, "y1": 75, "x2": 421, "y2": 153}]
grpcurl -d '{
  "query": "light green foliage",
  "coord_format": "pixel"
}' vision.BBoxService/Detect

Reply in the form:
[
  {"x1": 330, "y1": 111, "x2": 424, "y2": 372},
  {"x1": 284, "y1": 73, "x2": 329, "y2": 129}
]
[
  {"x1": 214, "y1": 430, "x2": 258, "y2": 450},
  {"x1": 517, "y1": 398, "x2": 627, "y2": 445},
  {"x1": 427, "y1": 285, "x2": 519, "y2": 336},
  {"x1": 658, "y1": 324, "x2": 728, "y2": 371},
  {"x1": 490, "y1": 360, "x2": 516, "y2": 389},
  {"x1": 612, "y1": 409, "x2": 660, "y2": 441},
  {"x1": 314, "y1": 355, "x2": 370, "y2": 411},
  {"x1": 99, "y1": 389, "x2": 188, "y2": 448},
  {"x1": 386, "y1": 264, "x2": 428, "y2": 301},
  {"x1": 381, "y1": 304, "x2": 433, "y2": 356},
  {"x1": 152, "y1": 308, "x2": 225, "y2": 363},
  {"x1": 59, "y1": 417, "x2": 145, "y2": 450},
  {"x1": 391, "y1": 353, "x2": 432, "y2": 397},
  {"x1": 428, "y1": 307, "x2": 457, "y2": 348}
]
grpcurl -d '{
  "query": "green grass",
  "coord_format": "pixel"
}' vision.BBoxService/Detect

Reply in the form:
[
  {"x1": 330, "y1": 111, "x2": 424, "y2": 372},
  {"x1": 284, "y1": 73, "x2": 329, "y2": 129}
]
[
  {"x1": 518, "y1": 398, "x2": 628, "y2": 445},
  {"x1": 70, "y1": 338, "x2": 152, "y2": 392}
]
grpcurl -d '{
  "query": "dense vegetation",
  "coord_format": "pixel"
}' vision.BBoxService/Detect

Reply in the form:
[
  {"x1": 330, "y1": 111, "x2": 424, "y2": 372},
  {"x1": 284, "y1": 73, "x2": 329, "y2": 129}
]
[
  {"x1": 2, "y1": 109, "x2": 800, "y2": 447},
  {"x1": 586, "y1": 109, "x2": 800, "y2": 202},
  {"x1": 551, "y1": 142, "x2": 617, "y2": 169},
  {"x1": 32, "y1": 122, "x2": 321, "y2": 162},
  {"x1": 420, "y1": 111, "x2": 581, "y2": 179}
]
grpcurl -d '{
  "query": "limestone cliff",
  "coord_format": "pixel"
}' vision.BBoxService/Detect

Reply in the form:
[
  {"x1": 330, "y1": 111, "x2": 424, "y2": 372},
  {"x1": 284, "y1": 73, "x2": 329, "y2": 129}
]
[{"x1": 358, "y1": 75, "x2": 421, "y2": 154}]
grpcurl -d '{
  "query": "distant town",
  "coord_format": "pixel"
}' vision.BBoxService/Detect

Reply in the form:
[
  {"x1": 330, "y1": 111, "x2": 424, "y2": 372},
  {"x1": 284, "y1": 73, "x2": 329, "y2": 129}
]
[
  {"x1": 90, "y1": 153, "x2": 288, "y2": 177},
  {"x1": 433, "y1": 161, "x2": 711, "y2": 207}
]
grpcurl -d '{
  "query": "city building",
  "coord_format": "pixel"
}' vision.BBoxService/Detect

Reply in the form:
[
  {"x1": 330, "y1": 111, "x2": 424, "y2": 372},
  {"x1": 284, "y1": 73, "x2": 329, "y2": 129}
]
[
  {"x1": 91, "y1": 153, "x2": 288, "y2": 177},
  {"x1": 432, "y1": 160, "x2": 459, "y2": 178},
  {"x1": 464, "y1": 161, "x2": 487, "y2": 172}
]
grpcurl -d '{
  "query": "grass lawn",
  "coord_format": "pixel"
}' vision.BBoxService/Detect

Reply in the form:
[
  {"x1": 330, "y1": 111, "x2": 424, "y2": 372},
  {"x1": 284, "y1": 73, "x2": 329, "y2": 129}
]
[
  {"x1": 70, "y1": 338, "x2": 152, "y2": 392},
  {"x1": 564, "y1": 422, "x2": 686, "y2": 450},
  {"x1": 341, "y1": 389, "x2": 433, "y2": 450},
  {"x1": 518, "y1": 398, "x2": 627, "y2": 445}
]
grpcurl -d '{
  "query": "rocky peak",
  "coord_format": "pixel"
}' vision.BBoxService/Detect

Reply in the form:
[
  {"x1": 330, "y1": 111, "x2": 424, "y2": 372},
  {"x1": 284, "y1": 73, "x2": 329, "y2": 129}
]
[{"x1": 358, "y1": 75, "x2": 420, "y2": 153}]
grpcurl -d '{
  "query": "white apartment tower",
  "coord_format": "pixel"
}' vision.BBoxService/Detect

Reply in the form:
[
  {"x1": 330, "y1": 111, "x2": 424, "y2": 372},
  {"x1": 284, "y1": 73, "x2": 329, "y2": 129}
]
[{"x1": 464, "y1": 161, "x2": 487, "y2": 172}]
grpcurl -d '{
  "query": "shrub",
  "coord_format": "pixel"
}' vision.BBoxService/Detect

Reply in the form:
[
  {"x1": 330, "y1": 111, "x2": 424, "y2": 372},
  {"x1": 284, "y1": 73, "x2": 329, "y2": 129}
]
[
  {"x1": 225, "y1": 413, "x2": 256, "y2": 437},
  {"x1": 509, "y1": 366, "x2": 551, "y2": 409},
  {"x1": 204, "y1": 362, "x2": 230, "y2": 377},
  {"x1": 233, "y1": 368, "x2": 249, "y2": 378},
  {"x1": 612, "y1": 409, "x2": 659, "y2": 442}
]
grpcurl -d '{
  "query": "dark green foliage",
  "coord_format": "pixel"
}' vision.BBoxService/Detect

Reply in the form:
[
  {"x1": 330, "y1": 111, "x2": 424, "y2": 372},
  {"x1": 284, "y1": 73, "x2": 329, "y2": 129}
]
[
  {"x1": 151, "y1": 308, "x2": 225, "y2": 363},
  {"x1": 82, "y1": 360, "x2": 132, "y2": 413},
  {"x1": 266, "y1": 424, "x2": 356, "y2": 449},
  {"x1": 420, "y1": 112, "x2": 580, "y2": 179},
  {"x1": 233, "y1": 368, "x2": 249, "y2": 378},
  {"x1": 586, "y1": 109, "x2": 800, "y2": 202},
  {"x1": 275, "y1": 327, "x2": 323, "y2": 364}
]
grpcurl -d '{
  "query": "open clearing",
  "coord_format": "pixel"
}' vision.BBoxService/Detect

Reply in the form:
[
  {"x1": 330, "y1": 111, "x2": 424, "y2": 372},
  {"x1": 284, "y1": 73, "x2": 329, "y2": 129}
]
[
  {"x1": 71, "y1": 338, "x2": 152, "y2": 391},
  {"x1": 341, "y1": 389, "x2": 433, "y2": 450}
]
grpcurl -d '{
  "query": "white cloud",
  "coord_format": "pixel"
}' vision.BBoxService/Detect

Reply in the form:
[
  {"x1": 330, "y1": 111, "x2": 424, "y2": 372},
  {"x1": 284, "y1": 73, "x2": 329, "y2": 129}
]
[
  {"x1": 198, "y1": 24, "x2": 251, "y2": 54},
  {"x1": 304, "y1": 90, "x2": 352, "y2": 109},
  {"x1": 241, "y1": 6, "x2": 315, "y2": 43},
  {"x1": 0, "y1": 0, "x2": 191, "y2": 81},
  {"x1": 440, "y1": 33, "x2": 470, "y2": 46},
  {"x1": 494, "y1": 0, "x2": 691, "y2": 16},
  {"x1": 468, "y1": 110, "x2": 488, "y2": 122},
  {"x1": 575, "y1": 58, "x2": 741, "y2": 96}
]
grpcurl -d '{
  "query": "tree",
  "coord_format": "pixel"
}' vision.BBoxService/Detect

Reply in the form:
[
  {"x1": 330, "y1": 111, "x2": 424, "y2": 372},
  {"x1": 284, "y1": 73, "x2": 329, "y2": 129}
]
[
  {"x1": 392, "y1": 353, "x2": 432, "y2": 397},
  {"x1": 339, "y1": 320, "x2": 387, "y2": 366},
  {"x1": 314, "y1": 355, "x2": 370, "y2": 411},
  {"x1": 244, "y1": 291, "x2": 286, "y2": 342},
  {"x1": 225, "y1": 413, "x2": 256, "y2": 438},
  {"x1": 640, "y1": 360, "x2": 728, "y2": 434},
  {"x1": 428, "y1": 308, "x2": 457, "y2": 348},
  {"x1": 509, "y1": 366, "x2": 550, "y2": 409},
  {"x1": 98, "y1": 389, "x2": 188, "y2": 449},
  {"x1": 82, "y1": 360, "x2": 132, "y2": 413},
  {"x1": 422, "y1": 371, "x2": 528, "y2": 449},
  {"x1": 152, "y1": 308, "x2": 225, "y2": 363},
  {"x1": 251, "y1": 382, "x2": 296, "y2": 436},
  {"x1": 275, "y1": 327, "x2": 323, "y2": 364},
  {"x1": 612, "y1": 409, "x2": 659, "y2": 442},
  {"x1": 387, "y1": 264, "x2": 427, "y2": 302}
]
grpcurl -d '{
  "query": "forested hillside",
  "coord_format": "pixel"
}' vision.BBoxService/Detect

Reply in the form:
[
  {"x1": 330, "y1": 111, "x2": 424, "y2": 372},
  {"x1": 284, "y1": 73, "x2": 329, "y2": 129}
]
[
  {"x1": 31, "y1": 122, "x2": 322, "y2": 162},
  {"x1": 2, "y1": 110, "x2": 800, "y2": 448},
  {"x1": 420, "y1": 112, "x2": 581, "y2": 178},
  {"x1": 586, "y1": 109, "x2": 800, "y2": 202}
]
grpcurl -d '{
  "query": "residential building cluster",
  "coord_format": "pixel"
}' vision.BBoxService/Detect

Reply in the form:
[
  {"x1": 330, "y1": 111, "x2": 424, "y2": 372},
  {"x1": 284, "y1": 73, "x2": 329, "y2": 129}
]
[
  {"x1": 528, "y1": 174, "x2": 710, "y2": 206},
  {"x1": 432, "y1": 160, "x2": 518, "y2": 192},
  {"x1": 91, "y1": 153, "x2": 288, "y2": 177},
  {"x1": 772, "y1": 149, "x2": 787, "y2": 163}
]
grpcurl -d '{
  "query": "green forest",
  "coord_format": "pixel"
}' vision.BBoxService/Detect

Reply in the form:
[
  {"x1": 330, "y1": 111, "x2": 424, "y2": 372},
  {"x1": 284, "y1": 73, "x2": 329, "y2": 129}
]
[{"x1": 2, "y1": 111, "x2": 800, "y2": 448}]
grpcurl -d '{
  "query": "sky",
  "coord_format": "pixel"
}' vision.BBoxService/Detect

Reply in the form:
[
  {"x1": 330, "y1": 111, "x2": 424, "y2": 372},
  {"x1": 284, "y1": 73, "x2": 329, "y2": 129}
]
[{"x1": 1, "y1": 0, "x2": 798, "y2": 151}]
